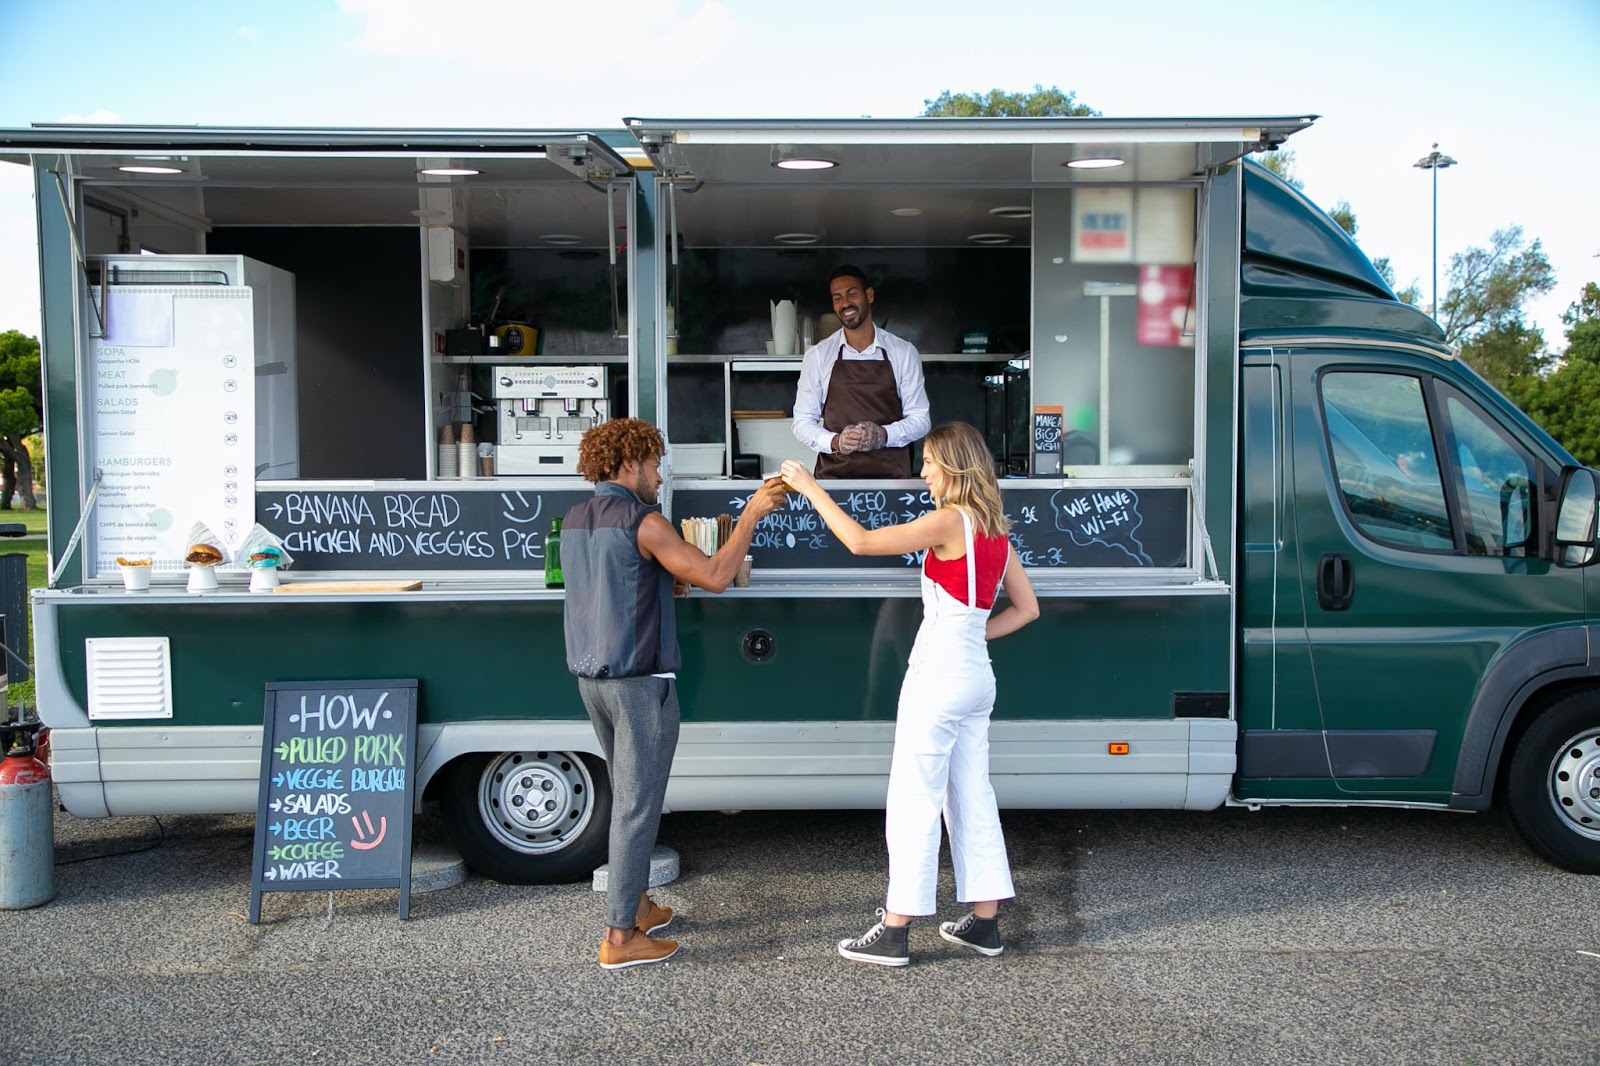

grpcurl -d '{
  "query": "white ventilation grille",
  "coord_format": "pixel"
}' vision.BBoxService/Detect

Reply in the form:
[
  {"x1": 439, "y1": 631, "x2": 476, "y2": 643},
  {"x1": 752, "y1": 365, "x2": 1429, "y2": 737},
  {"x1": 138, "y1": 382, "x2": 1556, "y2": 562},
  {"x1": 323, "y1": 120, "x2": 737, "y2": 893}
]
[{"x1": 86, "y1": 638, "x2": 174, "y2": 720}]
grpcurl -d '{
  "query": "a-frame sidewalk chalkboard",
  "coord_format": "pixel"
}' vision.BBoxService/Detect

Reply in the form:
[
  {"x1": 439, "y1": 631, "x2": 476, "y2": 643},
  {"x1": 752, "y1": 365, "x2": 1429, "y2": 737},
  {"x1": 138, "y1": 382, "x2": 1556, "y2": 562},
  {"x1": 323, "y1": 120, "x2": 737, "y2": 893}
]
[{"x1": 249, "y1": 679, "x2": 419, "y2": 923}]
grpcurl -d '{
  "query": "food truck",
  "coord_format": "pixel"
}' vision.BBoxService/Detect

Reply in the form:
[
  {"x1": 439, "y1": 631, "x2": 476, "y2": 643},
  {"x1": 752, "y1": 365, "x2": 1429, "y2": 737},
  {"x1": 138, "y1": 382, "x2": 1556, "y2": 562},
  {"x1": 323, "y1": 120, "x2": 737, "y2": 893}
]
[{"x1": 4, "y1": 115, "x2": 1599, "y2": 884}]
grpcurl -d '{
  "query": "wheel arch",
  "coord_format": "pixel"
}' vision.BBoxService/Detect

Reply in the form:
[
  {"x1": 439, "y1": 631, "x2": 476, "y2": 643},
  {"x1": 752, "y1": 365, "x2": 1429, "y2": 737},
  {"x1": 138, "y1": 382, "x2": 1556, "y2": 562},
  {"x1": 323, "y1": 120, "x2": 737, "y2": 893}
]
[
  {"x1": 416, "y1": 721, "x2": 604, "y2": 806},
  {"x1": 1451, "y1": 623, "x2": 1599, "y2": 811}
]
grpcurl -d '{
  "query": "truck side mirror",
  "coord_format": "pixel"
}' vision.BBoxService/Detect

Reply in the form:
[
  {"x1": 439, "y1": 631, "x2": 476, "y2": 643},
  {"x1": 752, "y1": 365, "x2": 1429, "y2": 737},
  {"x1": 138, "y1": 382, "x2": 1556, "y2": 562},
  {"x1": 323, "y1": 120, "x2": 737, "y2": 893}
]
[{"x1": 1554, "y1": 466, "x2": 1599, "y2": 566}]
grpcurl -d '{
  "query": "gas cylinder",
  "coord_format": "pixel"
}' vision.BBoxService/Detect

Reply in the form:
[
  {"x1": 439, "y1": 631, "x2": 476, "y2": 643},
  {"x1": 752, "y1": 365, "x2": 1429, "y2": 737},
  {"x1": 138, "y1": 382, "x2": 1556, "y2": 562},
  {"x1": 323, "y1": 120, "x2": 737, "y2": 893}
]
[{"x1": 0, "y1": 739, "x2": 54, "y2": 909}]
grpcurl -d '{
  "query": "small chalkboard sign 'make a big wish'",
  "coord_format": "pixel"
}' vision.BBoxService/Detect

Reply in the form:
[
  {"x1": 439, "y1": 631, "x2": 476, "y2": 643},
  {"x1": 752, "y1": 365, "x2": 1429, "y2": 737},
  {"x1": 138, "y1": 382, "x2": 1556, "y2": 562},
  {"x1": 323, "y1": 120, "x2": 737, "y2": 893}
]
[
  {"x1": 250, "y1": 679, "x2": 419, "y2": 922},
  {"x1": 1033, "y1": 405, "x2": 1064, "y2": 476}
]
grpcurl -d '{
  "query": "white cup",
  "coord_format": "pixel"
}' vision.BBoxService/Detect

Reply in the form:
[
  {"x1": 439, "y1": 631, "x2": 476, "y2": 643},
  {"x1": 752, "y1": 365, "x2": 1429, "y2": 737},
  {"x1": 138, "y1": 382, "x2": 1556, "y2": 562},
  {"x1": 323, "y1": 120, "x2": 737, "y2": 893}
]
[
  {"x1": 120, "y1": 564, "x2": 152, "y2": 592},
  {"x1": 249, "y1": 567, "x2": 280, "y2": 592},
  {"x1": 186, "y1": 565, "x2": 218, "y2": 593}
]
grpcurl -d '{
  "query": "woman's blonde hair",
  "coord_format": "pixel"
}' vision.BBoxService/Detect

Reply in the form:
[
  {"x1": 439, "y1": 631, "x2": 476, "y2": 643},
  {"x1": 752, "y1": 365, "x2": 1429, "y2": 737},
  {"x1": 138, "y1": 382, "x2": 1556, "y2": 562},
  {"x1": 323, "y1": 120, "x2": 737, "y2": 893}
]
[{"x1": 924, "y1": 422, "x2": 1009, "y2": 537}]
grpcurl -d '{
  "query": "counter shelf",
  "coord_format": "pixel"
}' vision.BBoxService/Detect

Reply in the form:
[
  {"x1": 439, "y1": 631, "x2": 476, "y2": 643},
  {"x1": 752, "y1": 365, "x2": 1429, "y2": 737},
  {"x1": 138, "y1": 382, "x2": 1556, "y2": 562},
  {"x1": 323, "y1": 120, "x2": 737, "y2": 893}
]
[{"x1": 48, "y1": 568, "x2": 1225, "y2": 605}]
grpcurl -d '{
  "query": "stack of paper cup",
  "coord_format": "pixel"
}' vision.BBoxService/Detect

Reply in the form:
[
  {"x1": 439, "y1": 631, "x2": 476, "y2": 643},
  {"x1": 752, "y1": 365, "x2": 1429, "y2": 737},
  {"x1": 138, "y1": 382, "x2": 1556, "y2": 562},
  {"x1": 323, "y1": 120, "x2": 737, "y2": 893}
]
[
  {"x1": 458, "y1": 423, "x2": 478, "y2": 480},
  {"x1": 438, "y1": 423, "x2": 458, "y2": 478}
]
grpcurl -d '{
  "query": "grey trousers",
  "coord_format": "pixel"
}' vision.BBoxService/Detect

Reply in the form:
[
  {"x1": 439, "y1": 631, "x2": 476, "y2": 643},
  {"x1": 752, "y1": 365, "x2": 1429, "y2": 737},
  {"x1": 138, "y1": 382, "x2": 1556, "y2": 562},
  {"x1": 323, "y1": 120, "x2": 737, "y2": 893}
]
[{"x1": 577, "y1": 674, "x2": 681, "y2": 930}]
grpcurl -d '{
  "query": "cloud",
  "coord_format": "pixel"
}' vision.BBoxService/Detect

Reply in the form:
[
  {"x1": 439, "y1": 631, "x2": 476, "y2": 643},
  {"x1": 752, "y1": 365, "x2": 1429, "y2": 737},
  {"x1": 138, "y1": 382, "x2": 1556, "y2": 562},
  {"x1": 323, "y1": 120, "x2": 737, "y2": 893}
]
[{"x1": 337, "y1": 0, "x2": 735, "y2": 76}]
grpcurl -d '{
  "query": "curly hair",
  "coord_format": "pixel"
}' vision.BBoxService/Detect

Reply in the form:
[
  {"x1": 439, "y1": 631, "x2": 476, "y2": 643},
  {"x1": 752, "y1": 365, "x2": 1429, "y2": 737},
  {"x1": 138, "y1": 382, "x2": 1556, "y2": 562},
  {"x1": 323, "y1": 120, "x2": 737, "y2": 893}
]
[{"x1": 576, "y1": 418, "x2": 665, "y2": 483}]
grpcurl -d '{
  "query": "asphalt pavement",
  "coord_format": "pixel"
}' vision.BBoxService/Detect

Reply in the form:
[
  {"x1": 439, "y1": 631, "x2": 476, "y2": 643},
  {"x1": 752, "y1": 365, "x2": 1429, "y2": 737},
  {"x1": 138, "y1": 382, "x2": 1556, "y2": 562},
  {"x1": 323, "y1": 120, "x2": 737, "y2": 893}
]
[{"x1": 5, "y1": 797, "x2": 1599, "y2": 1064}]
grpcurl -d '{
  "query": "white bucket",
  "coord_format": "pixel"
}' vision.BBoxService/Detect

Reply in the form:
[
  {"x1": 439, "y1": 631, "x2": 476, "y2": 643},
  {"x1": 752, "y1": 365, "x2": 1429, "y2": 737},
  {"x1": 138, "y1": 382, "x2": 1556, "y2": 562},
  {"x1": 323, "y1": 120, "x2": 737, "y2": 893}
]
[
  {"x1": 186, "y1": 565, "x2": 219, "y2": 593},
  {"x1": 249, "y1": 567, "x2": 280, "y2": 592},
  {"x1": 119, "y1": 564, "x2": 152, "y2": 592}
]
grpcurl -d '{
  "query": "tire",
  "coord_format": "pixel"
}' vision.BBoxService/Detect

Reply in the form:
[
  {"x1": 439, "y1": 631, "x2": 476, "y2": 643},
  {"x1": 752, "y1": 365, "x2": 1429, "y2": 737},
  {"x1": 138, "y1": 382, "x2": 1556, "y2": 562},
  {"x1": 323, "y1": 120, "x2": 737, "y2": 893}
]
[
  {"x1": 438, "y1": 750, "x2": 611, "y2": 884},
  {"x1": 1504, "y1": 691, "x2": 1600, "y2": 874}
]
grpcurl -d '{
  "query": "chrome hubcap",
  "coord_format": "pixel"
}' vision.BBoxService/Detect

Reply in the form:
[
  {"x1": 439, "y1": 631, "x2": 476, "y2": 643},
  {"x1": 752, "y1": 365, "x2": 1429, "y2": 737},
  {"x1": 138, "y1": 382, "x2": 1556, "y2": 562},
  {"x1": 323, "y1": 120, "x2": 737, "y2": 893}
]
[
  {"x1": 1546, "y1": 728, "x2": 1600, "y2": 841},
  {"x1": 477, "y1": 751, "x2": 595, "y2": 855}
]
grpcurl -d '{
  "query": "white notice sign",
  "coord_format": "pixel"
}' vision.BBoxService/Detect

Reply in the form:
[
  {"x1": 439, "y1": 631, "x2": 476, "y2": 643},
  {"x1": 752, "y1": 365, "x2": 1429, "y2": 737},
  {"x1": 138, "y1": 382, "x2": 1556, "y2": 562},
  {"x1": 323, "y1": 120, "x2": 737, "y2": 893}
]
[{"x1": 91, "y1": 286, "x2": 257, "y2": 573}]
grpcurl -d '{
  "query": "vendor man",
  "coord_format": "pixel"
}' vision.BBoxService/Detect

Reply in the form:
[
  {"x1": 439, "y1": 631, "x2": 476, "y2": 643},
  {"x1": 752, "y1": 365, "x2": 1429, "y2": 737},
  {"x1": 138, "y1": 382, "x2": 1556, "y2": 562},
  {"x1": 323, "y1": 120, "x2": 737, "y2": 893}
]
[{"x1": 792, "y1": 264, "x2": 930, "y2": 479}]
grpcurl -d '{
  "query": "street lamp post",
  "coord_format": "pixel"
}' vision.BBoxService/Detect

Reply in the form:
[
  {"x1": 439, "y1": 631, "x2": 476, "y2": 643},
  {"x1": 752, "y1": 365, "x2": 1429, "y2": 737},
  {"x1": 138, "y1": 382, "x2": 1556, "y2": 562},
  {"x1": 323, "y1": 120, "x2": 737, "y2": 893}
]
[{"x1": 1413, "y1": 143, "x2": 1458, "y2": 318}]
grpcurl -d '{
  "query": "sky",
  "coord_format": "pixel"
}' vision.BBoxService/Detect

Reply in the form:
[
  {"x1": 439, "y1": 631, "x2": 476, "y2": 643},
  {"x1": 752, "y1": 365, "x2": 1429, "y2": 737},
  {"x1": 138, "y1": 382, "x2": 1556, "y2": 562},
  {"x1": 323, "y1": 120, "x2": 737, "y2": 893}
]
[{"x1": 1, "y1": 0, "x2": 1596, "y2": 349}]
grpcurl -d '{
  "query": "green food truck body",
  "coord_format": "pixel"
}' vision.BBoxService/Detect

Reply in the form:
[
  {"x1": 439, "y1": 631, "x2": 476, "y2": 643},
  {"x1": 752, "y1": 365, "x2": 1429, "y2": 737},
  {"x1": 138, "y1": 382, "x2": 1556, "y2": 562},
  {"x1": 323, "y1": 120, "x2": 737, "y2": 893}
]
[{"x1": 5, "y1": 115, "x2": 1598, "y2": 883}]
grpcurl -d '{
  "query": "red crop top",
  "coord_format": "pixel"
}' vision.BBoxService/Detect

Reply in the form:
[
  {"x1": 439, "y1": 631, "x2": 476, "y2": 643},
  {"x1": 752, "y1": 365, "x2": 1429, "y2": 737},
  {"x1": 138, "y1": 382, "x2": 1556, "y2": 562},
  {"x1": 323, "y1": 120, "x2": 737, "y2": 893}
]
[{"x1": 923, "y1": 530, "x2": 1009, "y2": 609}]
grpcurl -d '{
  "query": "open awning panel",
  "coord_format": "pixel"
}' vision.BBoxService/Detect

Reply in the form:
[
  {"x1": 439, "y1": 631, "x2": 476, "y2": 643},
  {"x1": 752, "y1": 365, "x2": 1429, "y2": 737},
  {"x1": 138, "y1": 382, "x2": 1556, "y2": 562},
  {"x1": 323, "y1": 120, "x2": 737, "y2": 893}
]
[
  {"x1": 0, "y1": 127, "x2": 635, "y2": 242},
  {"x1": 625, "y1": 116, "x2": 1317, "y2": 186}
]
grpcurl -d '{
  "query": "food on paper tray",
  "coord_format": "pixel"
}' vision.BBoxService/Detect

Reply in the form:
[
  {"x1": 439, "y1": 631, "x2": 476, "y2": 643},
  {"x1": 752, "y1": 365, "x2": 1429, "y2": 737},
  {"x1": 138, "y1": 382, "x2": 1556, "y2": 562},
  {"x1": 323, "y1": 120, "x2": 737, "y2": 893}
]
[
  {"x1": 248, "y1": 546, "x2": 283, "y2": 568},
  {"x1": 185, "y1": 544, "x2": 224, "y2": 566}
]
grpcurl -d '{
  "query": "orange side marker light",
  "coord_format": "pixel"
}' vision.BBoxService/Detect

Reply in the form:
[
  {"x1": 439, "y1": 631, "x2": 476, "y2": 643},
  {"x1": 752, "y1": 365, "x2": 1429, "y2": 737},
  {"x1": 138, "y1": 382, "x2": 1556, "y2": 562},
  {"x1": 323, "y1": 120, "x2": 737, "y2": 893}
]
[{"x1": 1108, "y1": 742, "x2": 1130, "y2": 755}]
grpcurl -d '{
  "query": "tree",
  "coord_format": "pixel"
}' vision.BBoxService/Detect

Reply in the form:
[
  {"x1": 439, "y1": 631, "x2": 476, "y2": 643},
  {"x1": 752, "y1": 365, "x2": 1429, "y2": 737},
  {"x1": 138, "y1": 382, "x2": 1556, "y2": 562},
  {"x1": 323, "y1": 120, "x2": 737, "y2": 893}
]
[
  {"x1": 1438, "y1": 226, "x2": 1556, "y2": 347},
  {"x1": 1511, "y1": 283, "x2": 1600, "y2": 465},
  {"x1": 1257, "y1": 148, "x2": 1304, "y2": 191},
  {"x1": 1557, "y1": 281, "x2": 1600, "y2": 366},
  {"x1": 921, "y1": 85, "x2": 1098, "y2": 118},
  {"x1": 1327, "y1": 199, "x2": 1357, "y2": 237},
  {"x1": 1461, "y1": 321, "x2": 1550, "y2": 394},
  {"x1": 1372, "y1": 258, "x2": 1422, "y2": 305},
  {"x1": 0, "y1": 331, "x2": 41, "y2": 509}
]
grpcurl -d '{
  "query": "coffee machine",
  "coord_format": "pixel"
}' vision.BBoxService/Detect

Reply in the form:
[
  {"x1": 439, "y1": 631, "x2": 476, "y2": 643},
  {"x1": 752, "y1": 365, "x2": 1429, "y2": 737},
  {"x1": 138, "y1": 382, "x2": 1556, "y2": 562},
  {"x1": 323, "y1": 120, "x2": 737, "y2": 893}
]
[{"x1": 493, "y1": 365, "x2": 609, "y2": 476}]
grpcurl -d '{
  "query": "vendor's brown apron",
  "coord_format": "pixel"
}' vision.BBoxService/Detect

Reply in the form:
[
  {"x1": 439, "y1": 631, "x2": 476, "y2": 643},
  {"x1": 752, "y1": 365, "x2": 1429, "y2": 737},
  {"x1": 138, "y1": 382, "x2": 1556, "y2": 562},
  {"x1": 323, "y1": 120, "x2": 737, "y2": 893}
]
[{"x1": 814, "y1": 353, "x2": 911, "y2": 479}]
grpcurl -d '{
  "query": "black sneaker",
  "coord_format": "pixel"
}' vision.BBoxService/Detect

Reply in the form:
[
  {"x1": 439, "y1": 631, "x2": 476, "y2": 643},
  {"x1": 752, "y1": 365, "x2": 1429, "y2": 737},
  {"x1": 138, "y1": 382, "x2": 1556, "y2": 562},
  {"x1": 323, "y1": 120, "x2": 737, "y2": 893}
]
[
  {"x1": 837, "y1": 909, "x2": 910, "y2": 967},
  {"x1": 939, "y1": 912, "x2": 1004, "y2": 956}
]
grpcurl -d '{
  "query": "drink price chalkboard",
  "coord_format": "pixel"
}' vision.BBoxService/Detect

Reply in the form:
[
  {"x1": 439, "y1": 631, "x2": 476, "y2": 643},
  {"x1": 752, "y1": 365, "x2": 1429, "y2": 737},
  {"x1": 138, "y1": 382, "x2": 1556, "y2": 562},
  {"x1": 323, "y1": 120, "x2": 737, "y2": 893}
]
[{"x1": 249, "y1": 679, "x2": 419, "y2": 922}]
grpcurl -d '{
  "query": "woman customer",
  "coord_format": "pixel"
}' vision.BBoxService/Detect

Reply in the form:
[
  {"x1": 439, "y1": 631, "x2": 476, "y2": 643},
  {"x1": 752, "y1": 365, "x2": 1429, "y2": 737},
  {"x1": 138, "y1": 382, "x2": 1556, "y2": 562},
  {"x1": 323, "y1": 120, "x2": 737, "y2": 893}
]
[{"x1": 780, "y1": 421, "x2": 1039, "y2": 966}]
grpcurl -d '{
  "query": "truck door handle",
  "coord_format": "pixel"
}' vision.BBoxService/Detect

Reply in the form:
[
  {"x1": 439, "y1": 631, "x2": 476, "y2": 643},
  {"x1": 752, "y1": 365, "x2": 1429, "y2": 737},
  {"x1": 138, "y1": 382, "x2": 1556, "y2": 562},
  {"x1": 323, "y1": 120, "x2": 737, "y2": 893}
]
[{"x1": 1317, "y1": 552, "x2": 1354, "y2": 611}]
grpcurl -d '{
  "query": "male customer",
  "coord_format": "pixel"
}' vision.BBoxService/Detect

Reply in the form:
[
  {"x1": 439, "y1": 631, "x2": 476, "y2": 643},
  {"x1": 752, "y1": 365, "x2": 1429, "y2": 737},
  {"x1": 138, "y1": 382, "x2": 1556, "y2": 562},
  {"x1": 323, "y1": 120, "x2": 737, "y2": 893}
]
[
  {"x1": 563, "y1": 418, "x2": 784, "y2": 969},
  {"x1": 792, "y1": 264, "x2": 931, "y2": 479}
]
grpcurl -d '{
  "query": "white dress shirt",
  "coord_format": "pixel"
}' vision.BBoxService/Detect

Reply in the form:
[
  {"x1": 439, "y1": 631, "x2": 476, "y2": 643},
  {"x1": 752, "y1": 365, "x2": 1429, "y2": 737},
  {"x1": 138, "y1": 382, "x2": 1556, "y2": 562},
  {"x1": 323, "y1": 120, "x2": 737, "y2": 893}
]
[{"x1": 791, "y1": 326, "x2": 931, "y2": 454}]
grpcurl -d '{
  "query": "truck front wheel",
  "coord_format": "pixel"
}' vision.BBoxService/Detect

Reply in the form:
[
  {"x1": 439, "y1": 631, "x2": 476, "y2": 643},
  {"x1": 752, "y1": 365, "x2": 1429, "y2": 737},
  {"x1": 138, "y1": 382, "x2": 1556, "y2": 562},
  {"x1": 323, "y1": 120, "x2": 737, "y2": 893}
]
[
  {"x1": 1505, "y1": 692, "x2": 1600, "y2": 874},
  {"x1": 439, "y1": 750, "x2": 611, "y2": 884}
]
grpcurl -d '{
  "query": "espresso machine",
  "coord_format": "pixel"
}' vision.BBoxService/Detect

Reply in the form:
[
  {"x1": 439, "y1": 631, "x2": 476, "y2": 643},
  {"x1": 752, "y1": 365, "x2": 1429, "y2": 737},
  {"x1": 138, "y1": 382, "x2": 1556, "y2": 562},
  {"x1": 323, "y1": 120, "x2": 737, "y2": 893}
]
[{"x1": 493, "y1": 365, "x2": 608, "y2": 476}]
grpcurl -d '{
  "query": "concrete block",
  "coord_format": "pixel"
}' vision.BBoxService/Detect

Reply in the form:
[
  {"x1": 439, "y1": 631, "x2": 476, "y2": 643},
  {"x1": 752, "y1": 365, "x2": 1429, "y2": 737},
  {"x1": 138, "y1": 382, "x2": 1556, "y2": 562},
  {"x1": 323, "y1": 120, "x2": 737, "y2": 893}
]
[
  {"x1": 592, "y1": 845, "x2": 679, "y2": 892},
  {"x1": 410, "y1": 843, "x2": 467, "y2": 894}
]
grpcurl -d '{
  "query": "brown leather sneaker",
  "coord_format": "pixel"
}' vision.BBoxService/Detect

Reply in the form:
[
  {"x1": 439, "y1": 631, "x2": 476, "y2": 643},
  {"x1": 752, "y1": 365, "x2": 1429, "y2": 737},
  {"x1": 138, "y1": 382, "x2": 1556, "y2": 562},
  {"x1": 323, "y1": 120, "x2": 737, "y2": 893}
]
[
  {"x1": 637, "y1": 898, "x2": 673, "y2": 935},
  {"x1": 599, "y1": 931, "x2": 679, "y2": 970}
]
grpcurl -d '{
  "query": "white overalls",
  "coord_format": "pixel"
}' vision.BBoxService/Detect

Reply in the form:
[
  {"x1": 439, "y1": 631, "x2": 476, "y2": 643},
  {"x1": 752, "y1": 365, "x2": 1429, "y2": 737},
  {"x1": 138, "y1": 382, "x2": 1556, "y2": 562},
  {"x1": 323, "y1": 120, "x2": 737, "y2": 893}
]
[{"x1": 884, "y1": 509, "x2": 1016, "y2": 916}]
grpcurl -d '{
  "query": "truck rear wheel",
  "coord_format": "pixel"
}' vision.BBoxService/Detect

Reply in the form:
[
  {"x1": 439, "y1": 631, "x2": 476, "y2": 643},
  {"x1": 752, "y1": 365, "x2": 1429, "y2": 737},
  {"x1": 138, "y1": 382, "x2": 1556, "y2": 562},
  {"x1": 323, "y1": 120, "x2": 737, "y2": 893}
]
[
  {"x1": 439, "y1": 750, "x2": 611, "y2": 884},
  {"x1": 1505, "y1": 692, "x2": 1600, "y2": 874}
]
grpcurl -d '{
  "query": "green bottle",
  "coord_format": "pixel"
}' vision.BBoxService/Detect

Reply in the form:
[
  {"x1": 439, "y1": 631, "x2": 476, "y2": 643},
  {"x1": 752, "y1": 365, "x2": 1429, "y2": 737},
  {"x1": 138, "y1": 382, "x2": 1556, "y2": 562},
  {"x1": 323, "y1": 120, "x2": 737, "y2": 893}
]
[{"x1": 544, "y1": 517, "x2": 563, "y2": 588}]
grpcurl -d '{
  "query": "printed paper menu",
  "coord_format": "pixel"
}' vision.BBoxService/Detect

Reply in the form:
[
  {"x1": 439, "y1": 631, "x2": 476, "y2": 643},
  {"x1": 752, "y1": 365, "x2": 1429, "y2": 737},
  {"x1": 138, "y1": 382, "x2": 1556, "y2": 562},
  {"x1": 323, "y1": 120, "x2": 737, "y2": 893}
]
[{"x1": 90, "y1": 286, "x2": 256, "y2": 572}]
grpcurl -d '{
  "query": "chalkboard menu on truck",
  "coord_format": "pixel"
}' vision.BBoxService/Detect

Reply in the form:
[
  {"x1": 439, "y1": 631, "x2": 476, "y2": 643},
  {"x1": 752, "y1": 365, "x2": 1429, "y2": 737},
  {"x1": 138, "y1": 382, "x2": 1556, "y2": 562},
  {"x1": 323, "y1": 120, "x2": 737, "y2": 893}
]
[
  {"x1": 257, "y1": 488, "x2": 590, "y2": 571},
  {"x1": 1032, "y1": 405, "x2": 1063, "y2": 476},
  {"x1": 670, "y1": 483, "x2": 1190, "y2": 570},
  {"x1": 249, "y1": 679, "x2": 419, "y2": 922}
]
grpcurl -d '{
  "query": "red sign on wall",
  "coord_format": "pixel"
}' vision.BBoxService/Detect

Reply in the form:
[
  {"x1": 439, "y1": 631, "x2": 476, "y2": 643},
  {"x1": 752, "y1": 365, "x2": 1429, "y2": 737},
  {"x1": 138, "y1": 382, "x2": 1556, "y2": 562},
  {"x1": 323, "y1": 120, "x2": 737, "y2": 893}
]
[{"x1": 1136, "y1": 265, "x2": 1195, "y2": 347}]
